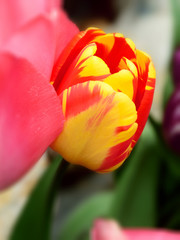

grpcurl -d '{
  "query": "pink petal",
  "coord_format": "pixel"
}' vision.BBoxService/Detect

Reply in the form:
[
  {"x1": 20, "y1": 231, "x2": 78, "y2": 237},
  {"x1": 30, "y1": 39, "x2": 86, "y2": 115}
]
[
  {"x1": 0, "y1": 53, "x2": 64, "y2": 190},
  {"x1": 3, "y1": 16, "x2": 57, "y2": 79},
  {"x1": 4, "y1": 12, "x2": 78, "y2": 80},
  {"x1": 91, "y1": 219, "x2": 180, "y2": 240},
  {"x1": 0, "y1": 0, "x2": 62, "y2": 46},
  {"x1": 124, "y1": 229, "x2": 180, "y2": 240},
  {"x1": 49, "y1": 9, "x2": 79, "y2": 61},
  {"x1": 91, "y1": 219, "x2": 127, "y2": 240}
]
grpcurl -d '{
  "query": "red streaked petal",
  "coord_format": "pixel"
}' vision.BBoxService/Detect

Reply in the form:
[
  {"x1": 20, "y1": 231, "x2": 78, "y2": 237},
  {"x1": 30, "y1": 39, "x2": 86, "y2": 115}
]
[
  {"x1": 54, "y1": 44, "x2": 110, "y2": 94},
  {"x1": 92, "y1": 33, "x2": 116, "y2": 60},
  {"x1": 0, "y1": 53, "x2": 63, "y2": 190},
  {"x1": 132, "y1": 53, "x2": 156, "y2": 147},
  {"x1": 133, "y1": 50, "x2": 151, "y2": 108},
  {"x1": 97, "y1": 130, "x2": 135, "y2": 172},
  {"x1": 52, "y1": 28, "x2": 105, "y2": 88},
  {"x1": 51, "y1": 81, "x2": 137, "y2": 171},
  {"x1": 105, "y1": 36, "x2": 136, "y2": 73}
]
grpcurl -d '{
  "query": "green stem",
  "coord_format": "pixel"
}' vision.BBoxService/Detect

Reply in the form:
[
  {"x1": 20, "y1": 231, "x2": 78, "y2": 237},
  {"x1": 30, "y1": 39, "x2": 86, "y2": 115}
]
[
  {"x1": 10, "y1": 156, "x2": 69, "y2": 240},
  {"x1": 148, "y1": 115, "x2": 180, "y2": 177}
]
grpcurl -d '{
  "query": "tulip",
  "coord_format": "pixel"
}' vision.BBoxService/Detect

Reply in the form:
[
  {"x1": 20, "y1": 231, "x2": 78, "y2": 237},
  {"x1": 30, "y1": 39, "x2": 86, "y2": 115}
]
[
  {"x1": 91, "y1": 219, "x2": 127, "y2": 240},
  {"x1": 91, "y1": 219, "x2": 180, "y2": 240},
  {"x1": 173, "y1": 47, "x2": 180, "y2": 87},
  {"x1": 51, "y1": 28, "x2": 156, "y2": 172},
  {"x1": 0, "y1": 0, "x2": 78, "y2": 190},
  {"x1": 163, "y1": 86, "x2": 180, "y2": 154}
]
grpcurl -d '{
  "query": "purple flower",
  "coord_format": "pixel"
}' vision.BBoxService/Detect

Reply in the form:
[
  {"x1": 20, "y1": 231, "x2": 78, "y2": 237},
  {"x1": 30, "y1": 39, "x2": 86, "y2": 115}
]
[{"x1": 163, "y1": 86, "x2": 180, "y2": 154}]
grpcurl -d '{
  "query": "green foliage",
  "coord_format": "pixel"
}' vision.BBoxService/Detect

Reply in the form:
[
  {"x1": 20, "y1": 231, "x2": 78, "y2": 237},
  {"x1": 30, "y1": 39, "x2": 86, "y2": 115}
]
[
  {"x1": 59, "y1": 192, "x2": 113, "y2": 240},
  {"x1": 9, "y1": 119, "x2": 180, "y2": 240},
  {"x1": 10, "y1": 156, "x2": 63, "y2": 240},
  {"x1": 171, "y1": 0, "x2": 180, "y2": 48},
  {"x1": 110, "y1": 122, "x2": 161, "y2": 227},
  {"x1": 162, "y1": 72, "x2": 174, "y2": 110}
]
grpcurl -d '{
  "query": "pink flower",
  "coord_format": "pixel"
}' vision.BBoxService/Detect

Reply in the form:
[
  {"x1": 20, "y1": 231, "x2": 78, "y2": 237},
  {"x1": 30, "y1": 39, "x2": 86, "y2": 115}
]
[
  {"x1": 91, "y1": 219, "x2": 180, "y2": 240},
  {"x1": 0, "y1": 0, "x2": 78, "y2": 190},
  {"x1": 91, "y1": 219, "x2": 128, "y2": 240}
]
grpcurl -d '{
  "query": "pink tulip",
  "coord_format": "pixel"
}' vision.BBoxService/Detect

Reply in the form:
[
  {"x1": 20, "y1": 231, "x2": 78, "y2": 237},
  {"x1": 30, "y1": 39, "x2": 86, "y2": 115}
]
[
  {"x1": 91, "y1": 219, "x2": 180, "y2": 240},
  {"x1": 0, "y1": 0, "x2": 78, "y2": 190},
  {"x1": 124, "y1": 229, "x2": 180, "y2": 240},
  {"x1": 91, "y1": 219, "x2": 128, "y2": 240}
]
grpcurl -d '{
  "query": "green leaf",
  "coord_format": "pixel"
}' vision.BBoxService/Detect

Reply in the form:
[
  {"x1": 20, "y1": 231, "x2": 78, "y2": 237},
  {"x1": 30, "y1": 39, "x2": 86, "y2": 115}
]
[
  {"x1": 162, "y1": 72, "x2": 174, "y2": 110},
  {"x1": 171, "y1": 0, "x2": 180, "y2": 47},
  {"x1": 110, "y1": 122, "x2": 161, "y2": 227},
  {"x1": 59, "y1": 192, "x2": 113, "y2": 240},
  {"x1": 10, "y1": 156, "x2": 63, "y2": 240}
]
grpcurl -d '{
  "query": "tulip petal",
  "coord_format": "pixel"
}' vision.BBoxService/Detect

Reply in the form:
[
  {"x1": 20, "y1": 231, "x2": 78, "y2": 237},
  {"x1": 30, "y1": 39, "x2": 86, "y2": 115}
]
[
  {"x1": 0, "y1": 53, "x2": 63, "y2": 190},
  {"x1": 77, "y1": 56, "x2": 110, "y2": 79},
  {"x1": 0, "y1": 0, "x2": 61, "y2": 46},
  {"x1": 4, "y1": 16, "x2": 56, "y2": 79},
  {"x1": 104, "y1": 69, "x2": 135, "y2": 100},
  {"x1": 54, "y1": 43, "x2": 110, "y2": 94},
  {"x1": 52, "y1": 28, "x2": 105, "y2": 87},
  {"x1": 92, "y1": 33, "x2": 116, "y2": 59},
  {"x1": 118, "y1": 57, "x2": 138, "y2": 101},
  {"x1": 105, "y1": 36, "x2": 137, "y2": 73},
  {"x1": 50, "y1": 10, "x2": 79, "y2": 61},
  {"x1": 51, "y1": 81, "x2": 137, "y2": 171},
  {"x1": 124, "y1": 229, "x2": 180, "y2": 240},
  {"x1": 91, "y1": 219, "x2": 126, "y2": 240},
  {"x1": 4, "y1": 11, "x2": 78, "y2": 80},
  {"x1": 132, "y1": 50, "x2": 156, "y2": 147}
]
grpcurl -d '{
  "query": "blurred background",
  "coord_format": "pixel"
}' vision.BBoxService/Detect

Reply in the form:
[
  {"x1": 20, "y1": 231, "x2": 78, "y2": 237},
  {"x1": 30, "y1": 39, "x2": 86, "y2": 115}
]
[{"x1": 1, "y1": 0, "x2": 179, "y2": 240}]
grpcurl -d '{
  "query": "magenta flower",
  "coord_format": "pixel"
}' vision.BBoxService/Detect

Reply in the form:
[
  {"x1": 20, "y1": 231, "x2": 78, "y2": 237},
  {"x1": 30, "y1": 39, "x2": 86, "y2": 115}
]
[
  {"x1": 163, "y1": 86, "x2": 180, "y2": 155},
  {"x1": 91, "y1": 219, "x2": 180, "y2": 240},
  {"x1": 0, "y1": 0, "x2": 78, "y2": 190}
]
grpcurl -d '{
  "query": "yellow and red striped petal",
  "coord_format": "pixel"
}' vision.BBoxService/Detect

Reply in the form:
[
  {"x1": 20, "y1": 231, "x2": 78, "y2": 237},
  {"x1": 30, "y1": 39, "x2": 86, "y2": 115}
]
[
  {"x1": 51, "y1": 81, "x2": 137, "y2": 171},
  {"x1": 104, "y1": 36, "x2": 137, "y2": 73},
  {"x1": 118, "y1": 57, "x2": 138, "y2": 101},
  {"x1": 54, "y1": 43, "x2": 111, "y2": 94},
  {"x1": 104, "y1": 69, "x2": 135, "y2": 100},
  {"x1": 52, "y1": 28, "x2": 105, "y2": 87},
  {"x1": 91, "y1": 33, "x2": 116, "y2": 60},
  {"x1": 132, "y1": 50, "x2": 156, "y2": 147}
]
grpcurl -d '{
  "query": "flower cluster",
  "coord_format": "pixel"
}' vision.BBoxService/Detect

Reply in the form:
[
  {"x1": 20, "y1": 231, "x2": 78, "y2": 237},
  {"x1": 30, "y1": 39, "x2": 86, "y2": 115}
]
[{"x1": 0, "y1": 0, "x2": 155, "y2": 189}]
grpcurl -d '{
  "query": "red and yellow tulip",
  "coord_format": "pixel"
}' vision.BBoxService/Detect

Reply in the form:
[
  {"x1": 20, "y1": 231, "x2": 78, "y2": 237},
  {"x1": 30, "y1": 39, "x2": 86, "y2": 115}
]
[{"x1": 51, "y1": 28, "x2": 156, "y2": 172}]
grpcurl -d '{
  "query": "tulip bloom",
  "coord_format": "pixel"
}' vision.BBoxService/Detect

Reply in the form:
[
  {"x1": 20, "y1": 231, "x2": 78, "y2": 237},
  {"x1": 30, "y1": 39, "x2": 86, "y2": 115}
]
[
  {"x1": 91, "y1": 219, "x2": 180, "y2": 240},
  {"x1": 51, "y1": 28, "x2": 156, "y2": 172},
  {"x1": 0, "y1": 0, "x2": 78, "y2": 190}
]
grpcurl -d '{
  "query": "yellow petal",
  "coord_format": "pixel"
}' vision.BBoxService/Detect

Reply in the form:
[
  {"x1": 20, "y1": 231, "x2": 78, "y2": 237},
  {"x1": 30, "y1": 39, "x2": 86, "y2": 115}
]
[
  {"x1": 79, "y1": 56, "x2": 110, "y2": 78},
  {"x1": 51, "y1": 81, "x2": 137, "y2": 171},
  {"x1": 104, "y1": 70, "x2": 135, "y2": 99}
]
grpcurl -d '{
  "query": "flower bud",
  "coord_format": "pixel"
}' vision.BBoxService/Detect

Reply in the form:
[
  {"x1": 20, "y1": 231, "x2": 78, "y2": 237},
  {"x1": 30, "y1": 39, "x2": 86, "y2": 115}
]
[{"x1": 51, "y1": 28, "x2": 156, "y2": 172}]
